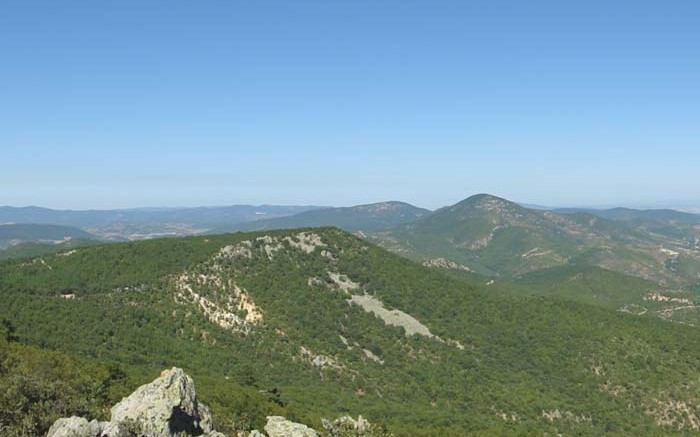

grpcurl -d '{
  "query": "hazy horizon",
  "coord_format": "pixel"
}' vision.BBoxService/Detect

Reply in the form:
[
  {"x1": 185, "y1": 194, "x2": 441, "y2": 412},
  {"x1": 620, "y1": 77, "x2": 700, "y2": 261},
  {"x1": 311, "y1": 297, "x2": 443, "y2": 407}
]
[{"x1": 2, "y1": 195, "x2": 700, "y2": 213}]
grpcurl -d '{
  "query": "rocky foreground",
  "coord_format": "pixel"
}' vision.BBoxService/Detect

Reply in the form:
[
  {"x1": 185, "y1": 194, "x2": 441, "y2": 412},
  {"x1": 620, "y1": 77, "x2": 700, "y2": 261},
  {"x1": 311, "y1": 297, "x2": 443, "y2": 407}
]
[{"x1": 46, "y1": 367, "x2": 376, "y2": 437}]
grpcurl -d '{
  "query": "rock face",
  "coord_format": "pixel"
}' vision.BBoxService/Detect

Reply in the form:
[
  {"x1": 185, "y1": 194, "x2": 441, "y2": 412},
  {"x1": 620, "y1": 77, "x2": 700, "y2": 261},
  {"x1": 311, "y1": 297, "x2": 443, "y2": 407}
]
[
  {"x1": 263, "y1": 416, "x2": 318, "y2": 437},
  {"x1": 105, "y1": 367, "x2": 213, "y2": 437},
  {"x1": 46, "y1": 368, "x2": 219, "y2": 437}
]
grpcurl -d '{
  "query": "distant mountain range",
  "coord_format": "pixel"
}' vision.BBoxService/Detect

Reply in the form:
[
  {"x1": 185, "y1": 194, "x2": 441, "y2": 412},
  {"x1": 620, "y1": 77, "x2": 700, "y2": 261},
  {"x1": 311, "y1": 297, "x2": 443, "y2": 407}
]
[
  {"x1": 221, "y1": 201, "x2": 430, "y2": 233},
  {"x1": 0, "y1": 204, "x2": 325, "y2": 240},
  {"x1": 4, "y1": 195, "x2": 700, "y2": 326},
  {"x1": 0, "y1": 223, "x2": 97, "y2": 248},
  {"x1": 555, "y1": 206, "x2": 700, "y2": 240}
]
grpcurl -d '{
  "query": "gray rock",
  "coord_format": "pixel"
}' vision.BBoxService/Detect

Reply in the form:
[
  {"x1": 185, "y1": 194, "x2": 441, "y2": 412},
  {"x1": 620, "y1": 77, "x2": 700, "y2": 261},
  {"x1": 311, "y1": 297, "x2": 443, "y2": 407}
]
[
  {"x1": 46, "y1": 417, "x2": 103, "y2": 437},
  {"x1": 105, "y1": 367, "x2": 213, "y2": 437},
  {"x1": 322, "y1": 415, "x2": 374, "y2": 437},
  {"x1": 99, "y1": 421, "x2": 138, "y2": 437},
  {"x1": 46, "y1": 368, "x2": 222, "y2": 437},
  {"x1": 248, "y1": 430, "x2": 266, "y2": 437},
  {"x1": 264, "y1": 416, "x2": 317, "y2": 437}
]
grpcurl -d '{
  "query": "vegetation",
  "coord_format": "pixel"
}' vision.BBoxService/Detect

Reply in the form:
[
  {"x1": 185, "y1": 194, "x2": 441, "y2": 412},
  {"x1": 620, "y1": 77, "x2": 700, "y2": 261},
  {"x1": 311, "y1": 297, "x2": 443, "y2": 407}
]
[
  {"x1": 0, "y1": 336, "x2": 128, "y2": 437},
  {"x1": 3, "y1": 228, "x2": 700, "y2": 435},
  {"x1": 0, "y1": 239, "x2": 100, "y2": 261},
  {"x1": 367, "y1": 194, "x2": 700, "y2": 321},
  {"x1": 0, "y1": 224, "x2": 96, "y2": 248}
]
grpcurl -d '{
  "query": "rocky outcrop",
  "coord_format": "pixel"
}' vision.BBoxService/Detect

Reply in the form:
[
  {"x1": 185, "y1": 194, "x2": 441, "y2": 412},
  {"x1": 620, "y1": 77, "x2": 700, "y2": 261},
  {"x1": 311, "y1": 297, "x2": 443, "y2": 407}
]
[
  {"x1": 322, "y1": 415, "x2": 372, "y2": 437},
  {"x1": 46, "y1": 417, "x2": 106, "y2": 437},
  {"x1": 46, "y1": 368, "x2": 220, "y2": 437},
  {"x1": 105, "y1": 367, "x2": 214, "y2": 437},
  {"x1": 263, "y1": 416, "x2": 318, "y2": 437},
  {"x1": 46, "y1": 368, "x2": 379, "y2": 437}
]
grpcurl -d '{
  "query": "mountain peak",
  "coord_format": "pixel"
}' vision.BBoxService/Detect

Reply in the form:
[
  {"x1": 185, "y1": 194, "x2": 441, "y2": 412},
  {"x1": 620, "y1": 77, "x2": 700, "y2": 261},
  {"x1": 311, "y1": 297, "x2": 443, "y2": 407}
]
[
  {"x1": 451, "y1": 193, "x2": 521, "y2": 213},
  {"x1": 460, "y1": 193, "x2": 509, "y2": 204}
]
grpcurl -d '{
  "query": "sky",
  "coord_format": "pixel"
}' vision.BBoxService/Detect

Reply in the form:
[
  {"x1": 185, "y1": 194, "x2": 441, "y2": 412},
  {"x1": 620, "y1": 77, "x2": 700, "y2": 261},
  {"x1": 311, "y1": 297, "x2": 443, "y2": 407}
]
[{"x1": 1, "y1": 1, "x2": 699, "y2": 210}]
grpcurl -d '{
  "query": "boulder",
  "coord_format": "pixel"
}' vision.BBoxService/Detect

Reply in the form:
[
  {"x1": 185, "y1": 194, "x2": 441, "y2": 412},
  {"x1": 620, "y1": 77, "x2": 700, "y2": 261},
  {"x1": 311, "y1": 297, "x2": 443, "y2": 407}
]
[
  {"x1": 46, "y1": 417, "x2": 104, "y2": 437},
  {"x1": 46, "y1": 368, "x2": 220, "y2": 437},
  {"x1": 322, "y1": 415, "x2": 375, "y2": 437},
  {"x1": 264, "y1": 416, "x2": 318, "y2": 437},
  {"x1": 105, "y1": 367, "x2": 213, "y2": 437}
]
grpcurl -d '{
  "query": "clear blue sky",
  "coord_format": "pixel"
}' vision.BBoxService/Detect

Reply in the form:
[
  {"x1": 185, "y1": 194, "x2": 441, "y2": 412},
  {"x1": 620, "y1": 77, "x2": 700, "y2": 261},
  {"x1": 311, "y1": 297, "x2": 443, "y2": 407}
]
[{"x1": 1, "y1": 1, "x2": 698, "y2": 210}]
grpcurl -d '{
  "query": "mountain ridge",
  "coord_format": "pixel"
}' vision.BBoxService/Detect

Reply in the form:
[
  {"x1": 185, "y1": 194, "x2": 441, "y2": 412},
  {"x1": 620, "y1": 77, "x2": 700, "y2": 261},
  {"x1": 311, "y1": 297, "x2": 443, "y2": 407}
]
[
  {"x1": 0, "y1": 204, "x2": 326, "y2": 241},
  {"x1": 223, "y1": 201, "x2": 430, "y2": 233}
]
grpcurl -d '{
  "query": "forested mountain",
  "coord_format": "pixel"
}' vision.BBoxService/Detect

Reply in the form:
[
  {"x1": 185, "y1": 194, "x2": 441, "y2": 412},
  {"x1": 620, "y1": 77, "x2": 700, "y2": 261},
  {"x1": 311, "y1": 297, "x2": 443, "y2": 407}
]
[
  {"x1": 370, "y1": 194, "x2": 700, "y2": 286},
  {"x1": 3, "y1": 229, "x2": 700, "y2": 436},
  {"x1": 222, "y1": 202, "x2": 430, "y2": 233}
]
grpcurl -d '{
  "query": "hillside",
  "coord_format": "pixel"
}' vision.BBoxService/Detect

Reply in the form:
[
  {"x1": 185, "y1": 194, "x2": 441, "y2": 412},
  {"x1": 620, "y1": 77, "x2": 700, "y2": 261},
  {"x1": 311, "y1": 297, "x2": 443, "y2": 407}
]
[
  {"x1": 556, "y1": 207, "x2": 700, "y2": 242},
  {"x1": 371, "y1": 194, "x2": 700, "y2": 286},
  {"x1": 0, "y1": 239, "x2": 100, "y2": 261},
  {"x1": 223, "y1": 202, "x2": 430, "y2": 233},
  {"x1": 4, "y1": 229, "x2": 700, "y2": 435},
  {"x1": 0, "y1": 223, "x2": 97, "y2": 248},
  {"x1": 557, "y1": 207, "x2": 700, "y2": 224}
]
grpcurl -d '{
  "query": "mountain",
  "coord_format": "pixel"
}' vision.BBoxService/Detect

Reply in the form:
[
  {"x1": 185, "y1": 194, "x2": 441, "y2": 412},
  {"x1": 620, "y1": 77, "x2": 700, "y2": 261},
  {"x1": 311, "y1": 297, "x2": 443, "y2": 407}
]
[
  {"x1": 0, "y1": 223, "x2": 97, "y2": 248},
  {"x1": 222, "y1": 201, "x2": 430, "y2": 233},
  {"x1": 0, "y1": 205, "x2": 324, "y2": 240},
  {"x1": 370, "y1": 194, "x2": 700, "y2": 287},
  {"x1": 3, "y1": 228, "x2": 700, "y2": 435}
]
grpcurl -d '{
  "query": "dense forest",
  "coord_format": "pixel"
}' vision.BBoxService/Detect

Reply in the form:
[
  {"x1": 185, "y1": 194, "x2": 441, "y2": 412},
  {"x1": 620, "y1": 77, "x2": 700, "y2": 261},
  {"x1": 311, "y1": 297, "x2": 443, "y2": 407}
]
[{"x1": 2, "y1": 228, "x2": 700, "y2": 436}]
